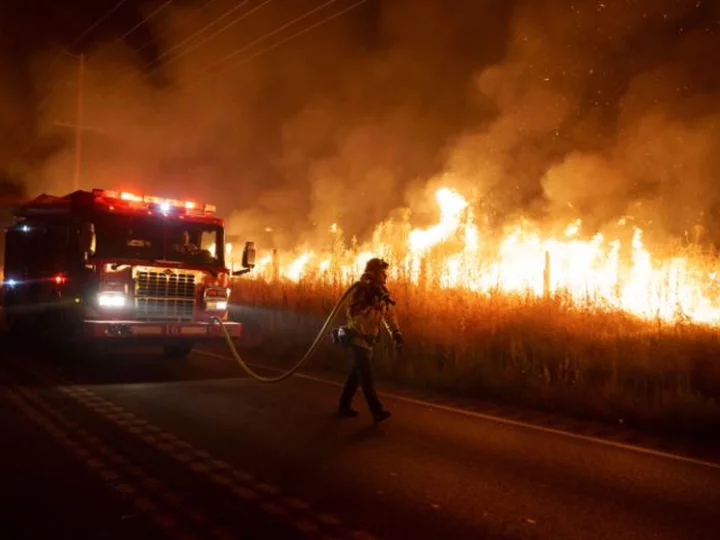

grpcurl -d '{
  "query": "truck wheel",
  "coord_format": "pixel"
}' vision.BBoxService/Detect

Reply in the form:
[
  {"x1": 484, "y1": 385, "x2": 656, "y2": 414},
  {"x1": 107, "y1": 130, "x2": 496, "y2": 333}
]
[
  {"x1": 163, "y1": 342, "x2": 193, "y2": 360},
  {"x1": 5, "y1": 313, "x2": 19, "y2": 334},
  {"x1": 5, "y1": 312, "x2": 27, "y2": 340}
]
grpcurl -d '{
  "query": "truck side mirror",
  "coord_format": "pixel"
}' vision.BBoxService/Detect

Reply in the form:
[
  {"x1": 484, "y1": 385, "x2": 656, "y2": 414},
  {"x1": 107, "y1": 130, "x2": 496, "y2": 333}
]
[
  {"x1": 232, "y1": 241, "x2": 256, "y2": 277},
  {"x1": 242, "y1": 241, "x2": 256, "y2": 269}
]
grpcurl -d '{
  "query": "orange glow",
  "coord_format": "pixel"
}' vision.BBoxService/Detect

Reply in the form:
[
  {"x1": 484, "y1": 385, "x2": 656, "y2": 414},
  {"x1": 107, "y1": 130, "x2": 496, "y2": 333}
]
[
  {"x1": 286, "y1": 251, "x2": 314, "y2": 282},
  {"x1": 120, "y1": 191, "x2": 142, "y2": 202},
  {"x1": 231, "y1": 186, "x2": 720, "y2": 326}
]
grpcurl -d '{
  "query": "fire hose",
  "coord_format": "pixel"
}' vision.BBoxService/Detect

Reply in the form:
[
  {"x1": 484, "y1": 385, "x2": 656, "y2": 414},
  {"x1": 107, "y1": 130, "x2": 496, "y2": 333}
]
[{"x1": 209, "y1": 282, "x2": 361, "y2": 383}]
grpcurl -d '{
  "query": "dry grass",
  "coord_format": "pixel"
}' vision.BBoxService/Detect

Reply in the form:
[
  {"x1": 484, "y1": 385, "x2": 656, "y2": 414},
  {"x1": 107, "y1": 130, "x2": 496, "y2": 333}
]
[{"x1": 229, "y1": 277, "x2": 720, "y2": 440}]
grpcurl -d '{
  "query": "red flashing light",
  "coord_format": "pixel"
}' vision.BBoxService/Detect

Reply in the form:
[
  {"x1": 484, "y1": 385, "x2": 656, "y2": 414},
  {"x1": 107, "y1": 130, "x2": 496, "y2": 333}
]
[
  {"x1": 54, "y1": 274, "x2": 67, "y2": 285},
  {"x1": 91, "y1": 189, "x2": 216, "y2": 216}
]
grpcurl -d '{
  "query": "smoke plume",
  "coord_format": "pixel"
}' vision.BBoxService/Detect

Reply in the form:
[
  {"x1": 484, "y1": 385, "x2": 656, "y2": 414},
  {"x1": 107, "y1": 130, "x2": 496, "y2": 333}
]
[
  {"x1": 447, "y1": 0, "x2": 720, "y2": 242},
  {"x1": 1, "y1": 0, "x2": 718, "y2": 249}
]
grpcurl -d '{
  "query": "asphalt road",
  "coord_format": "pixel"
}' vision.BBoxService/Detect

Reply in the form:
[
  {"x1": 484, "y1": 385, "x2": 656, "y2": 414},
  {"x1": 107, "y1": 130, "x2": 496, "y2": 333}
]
[{"x1": 1, "y1": 340, "x2": 718, "y2": 540}]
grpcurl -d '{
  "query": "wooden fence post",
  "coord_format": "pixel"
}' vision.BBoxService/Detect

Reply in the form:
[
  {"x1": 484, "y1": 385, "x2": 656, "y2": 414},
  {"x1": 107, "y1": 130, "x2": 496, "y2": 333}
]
[
  {"x1": 272, "y1": 249, "x2": 280, "y2": 283},
  {"x1": 543, "y1": 250, "x2": 551, "y2": 298}
]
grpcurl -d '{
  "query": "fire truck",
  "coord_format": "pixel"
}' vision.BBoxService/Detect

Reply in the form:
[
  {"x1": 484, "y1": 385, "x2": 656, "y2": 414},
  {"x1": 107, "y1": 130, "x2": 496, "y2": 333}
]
[{"x1": 1, "y1": 188, "x2": 255, "y2": 359}]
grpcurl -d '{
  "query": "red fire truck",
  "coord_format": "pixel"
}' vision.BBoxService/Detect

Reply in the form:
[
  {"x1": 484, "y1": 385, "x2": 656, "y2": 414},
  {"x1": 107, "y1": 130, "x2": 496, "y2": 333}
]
[{"x1": 1, "y1": 188, "x2": 255, "y2": 359}]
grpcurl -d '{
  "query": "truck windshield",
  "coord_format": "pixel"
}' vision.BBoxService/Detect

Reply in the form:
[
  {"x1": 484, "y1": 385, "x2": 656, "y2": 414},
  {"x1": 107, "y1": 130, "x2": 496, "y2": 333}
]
[{"x1": 92, "y1": 214, "x2": 224, "y2": 266}]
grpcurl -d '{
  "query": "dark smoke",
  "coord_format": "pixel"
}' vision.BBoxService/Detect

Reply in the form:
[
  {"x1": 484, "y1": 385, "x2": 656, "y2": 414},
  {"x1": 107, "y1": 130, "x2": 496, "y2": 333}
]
[
  {"x1": 1, "y1": 0, "x2": 718, "y2": 250},
  {"x1": 447, "y1": 0, "x2": 720, "y2": 243},
  {"x1": 1, "y1": 0, "x2": 172, "y2": 201}
]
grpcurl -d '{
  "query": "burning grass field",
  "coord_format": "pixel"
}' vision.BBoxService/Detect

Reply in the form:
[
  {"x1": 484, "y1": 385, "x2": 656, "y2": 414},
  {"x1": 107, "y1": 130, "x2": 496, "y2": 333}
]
[
  {"x1": 231, "y1": 276, "x2": 720, "y2": 441},
  {"x1": 225, "y1": 186, "x2": 720, "y2": 440}
]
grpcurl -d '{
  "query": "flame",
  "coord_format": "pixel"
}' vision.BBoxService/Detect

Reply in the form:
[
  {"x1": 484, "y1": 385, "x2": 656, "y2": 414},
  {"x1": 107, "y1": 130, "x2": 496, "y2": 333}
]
[
  {"x1": 286, "y1": 251, "x2": 314, "y2": 282},
  {"x1": 229, "y1": 186, "x2": 720, "y2": 326},
  {"x1": 408, "y1": 188, "x2": 468, "y2": 253},
  {"x1": 205, "y1": 243, "x2": 232, "y2": 260},
  {"x1": 564, "y1": 219, "x2": 581, "y2": 237},
  {"x1": 253, "y1": 253, "x2": 273, "y2": 275}
]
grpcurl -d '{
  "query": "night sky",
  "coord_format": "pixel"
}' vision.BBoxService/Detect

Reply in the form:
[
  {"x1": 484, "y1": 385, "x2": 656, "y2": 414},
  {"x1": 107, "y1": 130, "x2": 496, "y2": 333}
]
[{"x1": 1, "y1": 0, "x2": 718, "y2": 247}]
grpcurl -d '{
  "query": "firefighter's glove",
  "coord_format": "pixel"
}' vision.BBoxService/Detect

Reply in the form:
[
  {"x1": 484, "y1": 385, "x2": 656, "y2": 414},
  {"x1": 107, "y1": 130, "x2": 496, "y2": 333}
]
[
  {"x1": 391, "y1": 331, "x2": 404, "y2": 348},
  {"x1": 331, "y1": 326, "x2": 354, "y2": 348}
]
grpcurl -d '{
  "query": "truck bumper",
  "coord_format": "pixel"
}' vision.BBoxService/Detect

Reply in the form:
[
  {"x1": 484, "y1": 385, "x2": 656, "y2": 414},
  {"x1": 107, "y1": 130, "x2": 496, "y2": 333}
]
[{"x1": 83, "y1": 320, "x2": 242, "y2": 341}]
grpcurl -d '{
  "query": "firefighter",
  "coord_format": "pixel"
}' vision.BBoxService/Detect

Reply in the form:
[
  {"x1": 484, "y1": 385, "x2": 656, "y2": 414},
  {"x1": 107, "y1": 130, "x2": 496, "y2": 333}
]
[
  {"x1": 176, "y1": 230, "x2": 198, "y2": 254},
  {"x1": 337, "y1": 257, "x2": 403, "y2": 422}
]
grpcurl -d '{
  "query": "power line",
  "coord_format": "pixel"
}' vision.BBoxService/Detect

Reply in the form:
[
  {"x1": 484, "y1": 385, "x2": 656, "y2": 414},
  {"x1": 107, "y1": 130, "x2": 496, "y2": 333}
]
[
  {"x1": 139, "y1": 0, "x2": 259, "y2": 69},
  {"x1": 81, "y1": 0, "x2": 174, "y2": 67},
  {"x1": 178, "y1": 0, "x2": 368, "y2": 93},
  {"x1": 44, "y1": 52, "x2": 68, "y2": 80},
  {"x1": 36, "y1": 0, "x2": 219, "y2": 111},
  {"x1": 107, "y1": 0, "x2": 286, "y2": 95},
  {"x1": 36, "y1": 50, "x2": 84, "y2": 114},
  {"x1": 70, "y1": 0, "x2": 131, "y2": 49},
  {"x1": 134, "y1": 0, "x2": 220, "y2": 54},
  {"x1": 108, "y1": 0, "x2": 349, "y2": 97},
  {"x1": 35, "y1": 0, "x2": 129, "y2": 188},
  {"x1": 38, "y1": 0, "x2": 131, "y2": 103},
  {"x1": 104, "y1": 0, "x2": 265, "y2": 92},
  {"x1": 37, "y1": 79, "x2": 70, "y2": 111},
  {"x1": 151, "y1": 0, "x2": 273, "y2": 69},
  {"x1": 31, "y1": 0, "x2": 159, "y2": 187},
  {"x1": 106, "y1": 0, "x2": 174, "y2": 50}
]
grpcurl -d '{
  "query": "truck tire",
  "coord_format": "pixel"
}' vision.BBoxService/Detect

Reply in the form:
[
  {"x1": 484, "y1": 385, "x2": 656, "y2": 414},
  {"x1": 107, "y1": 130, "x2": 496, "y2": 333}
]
[
  {"x1": 5, "y1": 310, "x2": 29, "y2": 340},
  {"x1": 163, "y1": 342, "x2": 193, "y2": 360},
  {"x1": 5, "y1": 312, "x2": 19, "y2": 334}
]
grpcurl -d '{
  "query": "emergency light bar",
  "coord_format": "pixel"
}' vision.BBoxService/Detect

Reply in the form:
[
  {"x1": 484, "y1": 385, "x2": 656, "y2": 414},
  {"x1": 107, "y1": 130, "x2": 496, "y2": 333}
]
[{"x1": 91, "y1": 189, "x2": 217, "y2": 215}]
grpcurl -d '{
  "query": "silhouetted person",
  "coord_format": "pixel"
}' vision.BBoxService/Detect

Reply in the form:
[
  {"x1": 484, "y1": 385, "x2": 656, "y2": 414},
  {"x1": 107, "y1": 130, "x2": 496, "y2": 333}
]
[
  {"x1": 338, "y1": 257, "x2": 403, "y2": 422},
  {"x1": 176, "y1": 230, "x2": 198, "y2": 254}
]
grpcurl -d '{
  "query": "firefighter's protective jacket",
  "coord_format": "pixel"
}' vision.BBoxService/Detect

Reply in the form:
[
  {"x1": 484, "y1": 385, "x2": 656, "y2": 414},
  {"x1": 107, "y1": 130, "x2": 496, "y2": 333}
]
[{"x1": 346, "y1": 274, "x2": 400, "y2": 350}]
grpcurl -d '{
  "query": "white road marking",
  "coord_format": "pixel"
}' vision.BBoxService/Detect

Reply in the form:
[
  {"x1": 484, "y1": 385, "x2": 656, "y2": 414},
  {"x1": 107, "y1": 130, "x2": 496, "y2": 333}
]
[{"x1": 194, "y1": 349, "x2": 720, "y2": 471}]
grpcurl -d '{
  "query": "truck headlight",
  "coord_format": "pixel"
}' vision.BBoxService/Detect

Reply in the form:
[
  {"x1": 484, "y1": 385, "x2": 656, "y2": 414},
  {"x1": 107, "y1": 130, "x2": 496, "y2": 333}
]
[
  {"x1": 206, "y1": 299, "x2": 228, "y2": 311},
  {"x1": 204, "y1": 288, "x2": 229, "y2": 311},
  {"x1": 97, "y1": 292, "x2": 127, "y2": 308}
]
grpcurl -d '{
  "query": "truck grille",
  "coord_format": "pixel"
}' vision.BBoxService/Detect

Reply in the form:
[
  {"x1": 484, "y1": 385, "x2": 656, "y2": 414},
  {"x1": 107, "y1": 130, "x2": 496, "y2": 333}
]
[{"x1": 135, "y1": 271, "x2": 196, "y2": 321}]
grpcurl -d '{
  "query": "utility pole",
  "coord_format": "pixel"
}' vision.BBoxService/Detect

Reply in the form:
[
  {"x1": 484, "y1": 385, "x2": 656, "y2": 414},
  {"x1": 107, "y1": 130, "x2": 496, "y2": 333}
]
[
  {"x1": 51, "y1": 51, "x2": 106, "y2": 191},
  {"x1": 73, "y1": 53, "x2": 85, "y2": 192}
]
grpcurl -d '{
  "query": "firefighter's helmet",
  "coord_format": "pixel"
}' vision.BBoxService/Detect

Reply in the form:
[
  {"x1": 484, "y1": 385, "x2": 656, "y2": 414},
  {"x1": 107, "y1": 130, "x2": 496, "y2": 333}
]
[{"x1": 364, "y1": 257, "x2": 389, "y2": 274}]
